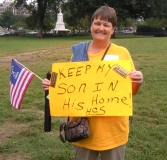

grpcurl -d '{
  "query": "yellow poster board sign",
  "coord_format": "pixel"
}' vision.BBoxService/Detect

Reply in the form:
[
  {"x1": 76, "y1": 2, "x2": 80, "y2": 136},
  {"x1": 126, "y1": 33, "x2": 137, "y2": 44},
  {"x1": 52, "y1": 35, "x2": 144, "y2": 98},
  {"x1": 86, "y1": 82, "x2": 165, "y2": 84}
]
[{"x1": 49, "y1": 60, "x2": 133, "y2": 116}]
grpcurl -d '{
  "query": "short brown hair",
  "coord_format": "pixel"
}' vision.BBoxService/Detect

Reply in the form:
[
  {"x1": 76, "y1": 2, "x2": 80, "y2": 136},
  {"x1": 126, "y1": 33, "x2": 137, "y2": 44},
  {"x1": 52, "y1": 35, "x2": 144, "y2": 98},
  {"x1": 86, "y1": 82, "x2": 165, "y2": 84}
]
[{"x1": 91, "y1": 6, "x2": 117, "y2": 27}]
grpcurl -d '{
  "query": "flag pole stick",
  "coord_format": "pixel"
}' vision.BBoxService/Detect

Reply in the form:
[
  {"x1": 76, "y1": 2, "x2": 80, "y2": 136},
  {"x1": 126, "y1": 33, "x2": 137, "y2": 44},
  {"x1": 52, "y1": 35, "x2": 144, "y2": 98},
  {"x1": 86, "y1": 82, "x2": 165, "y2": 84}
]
[
  {"x1": 13, "y1": 58, "x2": 43, "y2": 81},
  {"x1": 44, "y1": 72, "x2": 51, "y2": 132}
]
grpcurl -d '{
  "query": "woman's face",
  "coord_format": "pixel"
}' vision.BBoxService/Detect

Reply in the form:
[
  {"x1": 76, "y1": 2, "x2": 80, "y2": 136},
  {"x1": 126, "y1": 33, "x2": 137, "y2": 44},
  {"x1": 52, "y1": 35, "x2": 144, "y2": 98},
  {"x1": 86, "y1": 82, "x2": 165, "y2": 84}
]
[{"x1": 91, "y1": 17, "x2": 115, "y2": 42}]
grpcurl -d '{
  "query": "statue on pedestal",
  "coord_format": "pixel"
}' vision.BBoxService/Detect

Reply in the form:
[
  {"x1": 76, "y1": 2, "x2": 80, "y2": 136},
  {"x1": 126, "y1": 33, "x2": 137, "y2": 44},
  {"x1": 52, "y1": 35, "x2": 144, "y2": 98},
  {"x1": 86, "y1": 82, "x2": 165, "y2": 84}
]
[{"x1": 54, "y1": 7, "x2": 70, "y2": 34}]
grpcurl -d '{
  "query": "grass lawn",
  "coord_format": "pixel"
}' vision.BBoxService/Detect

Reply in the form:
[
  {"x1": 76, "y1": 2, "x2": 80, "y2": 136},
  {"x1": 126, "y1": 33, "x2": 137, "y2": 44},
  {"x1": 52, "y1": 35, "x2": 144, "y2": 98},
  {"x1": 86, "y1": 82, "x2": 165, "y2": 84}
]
[{"x1": 0, "y1": 35, "x2": 167, "y2": 160}]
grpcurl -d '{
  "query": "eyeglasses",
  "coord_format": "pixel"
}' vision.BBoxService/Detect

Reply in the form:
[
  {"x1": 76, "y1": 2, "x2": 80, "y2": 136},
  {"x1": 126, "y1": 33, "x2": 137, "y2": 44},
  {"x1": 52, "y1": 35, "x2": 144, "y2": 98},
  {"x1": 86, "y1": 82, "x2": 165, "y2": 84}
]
[{"x1": 59, "y1": 122, "x2": 66, "y2": 143}]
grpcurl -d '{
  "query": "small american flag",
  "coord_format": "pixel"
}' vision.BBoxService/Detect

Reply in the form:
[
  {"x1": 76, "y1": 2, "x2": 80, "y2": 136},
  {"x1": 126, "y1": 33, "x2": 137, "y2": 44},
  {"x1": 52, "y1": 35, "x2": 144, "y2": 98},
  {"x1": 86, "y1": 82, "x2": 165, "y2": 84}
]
[{"x1": 10, "y1": 59, "x2": 34, "y2": 110}]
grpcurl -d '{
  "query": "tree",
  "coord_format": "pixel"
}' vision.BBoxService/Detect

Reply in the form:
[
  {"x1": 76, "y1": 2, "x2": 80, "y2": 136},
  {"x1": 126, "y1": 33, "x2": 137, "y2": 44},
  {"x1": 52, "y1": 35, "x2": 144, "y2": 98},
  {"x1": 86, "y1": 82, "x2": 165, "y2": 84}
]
[
  {"x1": 0, "y1": 9, "x2": 15, "y2": 30},
  {"x1": 62, "y1": 0, "x2": 167, "y2": 29},
  {"x1": 62, "y1": 0, "x2": 99, "y2": 29},
  {"x1": 43, "y1": 12, "x2": 56, "y2": 33},
  {"x1": 124, "y1": 18, "x2": 137, "y2": 30},
  {"x1": 24, "y1": 12, "x2": 38, "y2": 31},
  {"x1": 12, "y1": 15, "x2": 27, "y2": 30},
  {"x1": 144, "y1": 18, "x2": 167, "y2": 28},
  {"x1": 151, "y1": 0, "x2": 167, "y2": 19},
  {"x1": 14, "y1": 0, "x2": 61, "y2": 38}
]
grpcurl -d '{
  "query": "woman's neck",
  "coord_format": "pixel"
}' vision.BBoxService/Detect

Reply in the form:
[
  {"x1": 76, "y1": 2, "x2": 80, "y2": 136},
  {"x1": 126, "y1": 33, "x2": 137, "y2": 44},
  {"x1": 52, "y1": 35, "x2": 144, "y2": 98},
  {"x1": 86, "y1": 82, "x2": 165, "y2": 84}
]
[{"x1": 89, "y1": 40, "x2": 110, "y2": 54}]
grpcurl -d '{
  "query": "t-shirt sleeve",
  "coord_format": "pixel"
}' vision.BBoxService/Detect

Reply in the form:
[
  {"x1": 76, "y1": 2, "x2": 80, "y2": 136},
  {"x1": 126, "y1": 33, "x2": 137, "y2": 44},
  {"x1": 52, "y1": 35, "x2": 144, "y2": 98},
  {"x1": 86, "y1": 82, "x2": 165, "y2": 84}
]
[{"x1": 123, "y1": 47, "x2": 136, "y2": 71}]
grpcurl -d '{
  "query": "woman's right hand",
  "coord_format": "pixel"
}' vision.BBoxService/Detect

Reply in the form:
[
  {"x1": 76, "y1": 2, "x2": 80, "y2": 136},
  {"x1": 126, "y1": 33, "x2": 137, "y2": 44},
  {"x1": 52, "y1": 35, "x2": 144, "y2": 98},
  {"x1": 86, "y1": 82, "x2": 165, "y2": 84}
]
[{"x1": 42, "y1": 78, "x2": 51, "y2": 91}]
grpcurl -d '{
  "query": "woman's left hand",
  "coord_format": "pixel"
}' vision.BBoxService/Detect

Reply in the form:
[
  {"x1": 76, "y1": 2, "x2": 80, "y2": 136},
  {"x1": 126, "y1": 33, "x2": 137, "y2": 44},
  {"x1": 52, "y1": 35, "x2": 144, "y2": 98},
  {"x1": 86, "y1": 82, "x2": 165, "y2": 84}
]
[{"x1": 129, "y1": 71, "x2": 143, "y2": 84}]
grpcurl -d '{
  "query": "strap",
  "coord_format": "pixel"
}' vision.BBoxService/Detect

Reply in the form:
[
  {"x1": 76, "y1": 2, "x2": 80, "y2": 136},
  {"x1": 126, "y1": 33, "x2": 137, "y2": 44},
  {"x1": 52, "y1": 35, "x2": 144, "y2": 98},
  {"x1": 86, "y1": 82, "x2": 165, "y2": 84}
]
[{"x1": 101, "y1": 43, "x2": 111, "y2": 60}]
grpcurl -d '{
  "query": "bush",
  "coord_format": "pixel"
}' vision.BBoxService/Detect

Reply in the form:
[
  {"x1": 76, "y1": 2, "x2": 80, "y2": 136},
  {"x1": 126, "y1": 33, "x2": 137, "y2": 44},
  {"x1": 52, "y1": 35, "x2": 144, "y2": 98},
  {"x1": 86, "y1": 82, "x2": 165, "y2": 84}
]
[
  {"x1": 136, "y1": 25, "x2": 165, "y2": 36},
  {"x1": 165, "y1": 26, "x2": 167, "y2": 32}
]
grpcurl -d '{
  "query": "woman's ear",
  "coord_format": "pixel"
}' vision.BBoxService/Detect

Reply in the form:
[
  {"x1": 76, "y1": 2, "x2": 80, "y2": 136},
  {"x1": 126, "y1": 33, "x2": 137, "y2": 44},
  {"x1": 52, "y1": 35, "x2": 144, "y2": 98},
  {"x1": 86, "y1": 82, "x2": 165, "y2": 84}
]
[{"x1": 111, "y1": 27, "x2": 116, "y2": 34}]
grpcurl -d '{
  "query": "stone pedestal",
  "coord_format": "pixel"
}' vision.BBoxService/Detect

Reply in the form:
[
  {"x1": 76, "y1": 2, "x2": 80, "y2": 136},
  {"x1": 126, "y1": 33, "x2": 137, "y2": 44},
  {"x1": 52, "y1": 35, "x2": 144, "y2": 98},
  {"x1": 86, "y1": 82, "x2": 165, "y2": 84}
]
[{"x1": 54, "y1": 9, "x2": 70, "y2": 34}]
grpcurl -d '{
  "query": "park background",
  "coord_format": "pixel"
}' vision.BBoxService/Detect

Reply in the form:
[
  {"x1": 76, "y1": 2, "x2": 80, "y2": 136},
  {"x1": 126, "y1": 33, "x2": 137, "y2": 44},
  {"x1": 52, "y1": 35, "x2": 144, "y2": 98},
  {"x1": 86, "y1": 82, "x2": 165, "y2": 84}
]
[
  {"x1": 0, "y1": 0, "x2": 167, "y2": 159},
  {"x1": 0, "y1": 35, "x2": 167, "y2": 160},
  {"x1": 0, "y1": 0, "x2": 167, "y2": 38}
]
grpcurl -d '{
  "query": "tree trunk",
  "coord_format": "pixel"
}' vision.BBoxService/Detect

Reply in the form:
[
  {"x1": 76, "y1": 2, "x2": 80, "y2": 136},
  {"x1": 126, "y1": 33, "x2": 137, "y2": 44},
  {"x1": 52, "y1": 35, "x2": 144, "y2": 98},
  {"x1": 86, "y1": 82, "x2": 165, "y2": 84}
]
[
  {"x1": 37, "y1": 0, "x2": 47, "y2": 38},
  {"x1": 37, "y1": 15, "x2": 44, "y2": 38}
]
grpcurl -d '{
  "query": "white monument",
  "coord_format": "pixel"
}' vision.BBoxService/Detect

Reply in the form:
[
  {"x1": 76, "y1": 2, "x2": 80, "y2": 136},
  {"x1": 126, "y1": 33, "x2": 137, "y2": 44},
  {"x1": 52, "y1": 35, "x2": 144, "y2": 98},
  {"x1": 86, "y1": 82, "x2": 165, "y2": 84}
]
[{"x1": 54, "y1": 8, "x2": 70, "y2": 34}]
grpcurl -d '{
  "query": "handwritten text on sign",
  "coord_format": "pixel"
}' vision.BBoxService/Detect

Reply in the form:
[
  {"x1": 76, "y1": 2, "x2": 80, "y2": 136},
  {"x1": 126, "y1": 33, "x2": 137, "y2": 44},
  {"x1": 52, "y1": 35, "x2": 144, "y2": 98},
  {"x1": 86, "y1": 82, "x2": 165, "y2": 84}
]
[{"x1": 49, "y1": 60, "x2": 132, "y2": 116}]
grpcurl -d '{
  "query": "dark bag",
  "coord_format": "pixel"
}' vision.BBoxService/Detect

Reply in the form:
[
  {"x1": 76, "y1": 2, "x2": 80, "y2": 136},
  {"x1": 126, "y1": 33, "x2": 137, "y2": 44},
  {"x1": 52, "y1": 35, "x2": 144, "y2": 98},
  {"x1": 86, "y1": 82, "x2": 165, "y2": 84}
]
[{"x1": 59, "y1": 117, "x2": 90, "y2": 143}]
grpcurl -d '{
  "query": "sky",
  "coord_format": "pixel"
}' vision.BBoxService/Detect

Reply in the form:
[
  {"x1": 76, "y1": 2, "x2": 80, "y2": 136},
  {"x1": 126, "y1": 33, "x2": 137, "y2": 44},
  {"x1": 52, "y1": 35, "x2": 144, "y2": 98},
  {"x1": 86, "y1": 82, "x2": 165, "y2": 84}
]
[
  {"x1": 0, "y1": 0, "x2": 13, "y2": 2},
  {"x1": 0, "y1": 0, "x2": 32, "y2": 3},
  {"x1": 0, "y1": 0, "x2": 13, "y2": 3}
]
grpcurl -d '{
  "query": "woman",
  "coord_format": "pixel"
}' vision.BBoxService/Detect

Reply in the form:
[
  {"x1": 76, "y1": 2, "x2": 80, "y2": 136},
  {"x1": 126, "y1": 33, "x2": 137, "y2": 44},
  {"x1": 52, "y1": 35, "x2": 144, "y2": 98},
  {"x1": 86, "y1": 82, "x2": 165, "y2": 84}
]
[{"x1": 42, "y1": 5, "x2": 143, "y2": 160}]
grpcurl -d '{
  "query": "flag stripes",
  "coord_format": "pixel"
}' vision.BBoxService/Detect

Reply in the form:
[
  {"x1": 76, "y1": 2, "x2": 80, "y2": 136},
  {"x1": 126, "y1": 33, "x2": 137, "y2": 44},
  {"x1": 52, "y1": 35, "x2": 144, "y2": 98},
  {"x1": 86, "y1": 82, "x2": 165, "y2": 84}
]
[{"x1": 10, "y1": 59, "x2": 34, "y2": 109}]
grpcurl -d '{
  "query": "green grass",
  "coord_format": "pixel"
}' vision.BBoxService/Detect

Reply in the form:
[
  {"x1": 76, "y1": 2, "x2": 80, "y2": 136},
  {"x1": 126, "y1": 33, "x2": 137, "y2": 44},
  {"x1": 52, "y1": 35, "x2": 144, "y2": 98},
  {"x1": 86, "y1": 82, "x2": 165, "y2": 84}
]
[
  {"x1": 0, "y1": 35, "x2": 167, "y2": 160},
  {"x1": 0, "y1": 36, "x2": 92, "y2": 56}
]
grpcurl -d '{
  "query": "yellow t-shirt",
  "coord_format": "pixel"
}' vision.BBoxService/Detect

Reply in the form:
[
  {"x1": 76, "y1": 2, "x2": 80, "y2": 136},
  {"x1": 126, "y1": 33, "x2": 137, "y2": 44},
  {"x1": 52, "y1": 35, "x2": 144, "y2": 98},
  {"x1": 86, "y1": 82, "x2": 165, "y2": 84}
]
[{"x1": 72, "y1": 43, "x2": 135, "y2": 150}]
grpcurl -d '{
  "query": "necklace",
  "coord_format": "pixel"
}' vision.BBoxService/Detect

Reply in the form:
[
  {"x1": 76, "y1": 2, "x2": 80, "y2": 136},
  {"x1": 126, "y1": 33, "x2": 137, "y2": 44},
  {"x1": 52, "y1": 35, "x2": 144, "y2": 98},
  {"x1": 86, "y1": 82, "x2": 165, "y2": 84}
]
[{"x1": 101, "y1": 43, "x2": 111, "y2": 60}]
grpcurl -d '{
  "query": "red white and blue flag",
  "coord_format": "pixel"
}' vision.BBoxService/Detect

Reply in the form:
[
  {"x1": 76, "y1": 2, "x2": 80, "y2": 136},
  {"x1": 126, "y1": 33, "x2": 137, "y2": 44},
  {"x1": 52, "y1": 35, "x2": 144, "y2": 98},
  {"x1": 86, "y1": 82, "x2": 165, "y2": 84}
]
[{"x1": 10, "y1": 59, "x2": 34, "y2": 110}]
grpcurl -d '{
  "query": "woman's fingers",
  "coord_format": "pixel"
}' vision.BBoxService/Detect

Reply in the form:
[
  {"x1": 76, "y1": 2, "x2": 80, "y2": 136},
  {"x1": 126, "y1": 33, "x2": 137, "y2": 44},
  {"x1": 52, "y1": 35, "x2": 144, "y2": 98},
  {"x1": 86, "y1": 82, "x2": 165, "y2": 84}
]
[
  {"x1": 129, "y1": 71, "x2": 143, "y2": 83},
  {"x1": 42, "y1": 78, "x2": 51, "y2": 90}
]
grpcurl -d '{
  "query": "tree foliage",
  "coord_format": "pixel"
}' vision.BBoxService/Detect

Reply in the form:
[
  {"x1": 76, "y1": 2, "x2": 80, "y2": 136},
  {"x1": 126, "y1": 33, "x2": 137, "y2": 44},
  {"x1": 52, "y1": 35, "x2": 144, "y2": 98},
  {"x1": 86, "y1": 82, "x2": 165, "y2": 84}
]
[
  {"x1": 62, "y1": 0, "x2": 167, "y2": 30},
  {"x1": 0, "y1": 8, "x2": 28, "y2": 30},
  {"x1": 14, "y1": 0, "x2": 61, "y2": 38},
  {"x1": 144, "y1": 18, "x2": 167, "y2": 28},
  {"x1": 0, "y1": 9, "x2": 15, "y2": 29},
  {"x1": 11, "y1": 15, "x2": 27, "y2": 30},
  {"x1": 2, "y1": 0, "x2": 167, "y2": 36}
]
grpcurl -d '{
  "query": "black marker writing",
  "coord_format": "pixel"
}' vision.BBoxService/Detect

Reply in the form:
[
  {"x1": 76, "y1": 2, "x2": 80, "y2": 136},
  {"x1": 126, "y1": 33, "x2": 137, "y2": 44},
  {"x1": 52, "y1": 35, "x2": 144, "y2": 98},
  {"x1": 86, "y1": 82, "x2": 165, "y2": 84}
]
[
  {"x1": 58, "y1": 83, "x2": 87, "y2": 94},
  {"x1": 59, "y1": 68, "x2": 66, "y2": 79},
  {"x1": 93, "y1": 82, "x2": 104, "y2": 92},
  {"x1": 86, "y1": 106, "x2": 105, "y2": 115},
  {"x1": 108, "y1": 80, "x2": 118, "y2": 91},
  {"x1": 63, "y1": 98, "x2": 84, "y2": 110},
  {"x1": 96, "y1": 64, "x2": 105, "y2": 73}
]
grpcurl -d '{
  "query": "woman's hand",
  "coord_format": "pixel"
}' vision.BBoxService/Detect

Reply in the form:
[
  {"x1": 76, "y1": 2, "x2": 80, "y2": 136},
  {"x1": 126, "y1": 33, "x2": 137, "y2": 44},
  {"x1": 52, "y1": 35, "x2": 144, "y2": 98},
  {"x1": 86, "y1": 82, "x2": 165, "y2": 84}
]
[
  {"x1": 129, "y1": 71, "x2": 143, "y2": 95},
  {"x1": 129, "y1": 71, "x2": 143, "y2": 84},
  {"x1": 42, "y1": 78, "x2": 51, "y2": 91}
]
